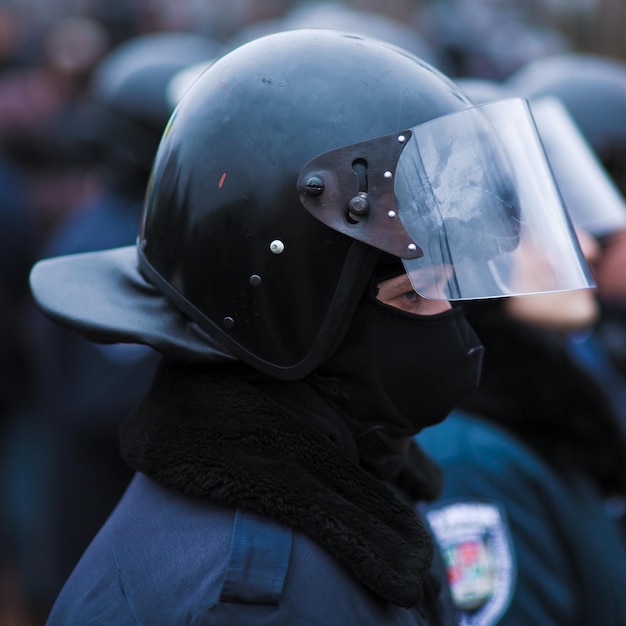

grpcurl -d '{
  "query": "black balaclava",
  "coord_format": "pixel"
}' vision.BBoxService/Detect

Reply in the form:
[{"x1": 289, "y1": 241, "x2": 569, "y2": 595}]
[{"x1": 307, "y1": 265, "x2": 485, "y2": 447}]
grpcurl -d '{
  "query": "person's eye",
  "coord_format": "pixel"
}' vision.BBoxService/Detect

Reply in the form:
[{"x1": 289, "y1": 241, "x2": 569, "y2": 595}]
[{"x1": 402, "y1": 290, "x2": 418, "y2": 302}]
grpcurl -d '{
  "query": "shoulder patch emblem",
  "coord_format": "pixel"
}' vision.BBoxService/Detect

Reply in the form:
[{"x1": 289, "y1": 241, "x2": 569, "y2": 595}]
[{"x1": 426, "y1": 501, "x2": 515, "y2": 626}]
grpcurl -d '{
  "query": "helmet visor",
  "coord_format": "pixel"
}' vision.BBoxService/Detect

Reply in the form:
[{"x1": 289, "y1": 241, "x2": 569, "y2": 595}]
[
  {"x1": 298, "y1": 98, "x2": 594, "y2": 301},
  {"x1": 397, "y1": 98, "x2": 594, "y2": 300}
]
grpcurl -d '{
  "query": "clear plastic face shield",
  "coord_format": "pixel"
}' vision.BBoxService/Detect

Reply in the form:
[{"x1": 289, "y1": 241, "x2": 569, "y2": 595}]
[{"x1": 298, "y1": 98, "x2": 595, "y2": 300}]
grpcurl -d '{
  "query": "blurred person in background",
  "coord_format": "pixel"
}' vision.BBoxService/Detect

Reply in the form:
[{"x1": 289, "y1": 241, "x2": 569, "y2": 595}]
[
  {"x1": 507, "y1": 53, "x2": 626, "y2": 431},
  {"x1": 0, "y1": 145, "x2": 39, "y2": 626},
  {"x1": 0, "y1": 30, "x2": 218, "y2": 624},
  {"x1": 418, "y1": 76, "x2": 626, "y2": 626},
  {"x1": 0, "y1": 11, "x2": 108, "y2": 625}
]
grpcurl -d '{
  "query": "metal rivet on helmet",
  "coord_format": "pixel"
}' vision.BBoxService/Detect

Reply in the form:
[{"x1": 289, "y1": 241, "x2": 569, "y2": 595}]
[
  {"x1": 303, "y1": 175, "x2": 325, "y2": 196},
  {"x1": 269, "y1": 240, "x2": 285, "y2": 254}
]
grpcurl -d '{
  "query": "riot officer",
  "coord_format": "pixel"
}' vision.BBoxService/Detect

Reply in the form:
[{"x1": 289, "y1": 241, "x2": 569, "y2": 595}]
[{"x1": 30, "y1": 29, "x2": 592, "y2": 625}]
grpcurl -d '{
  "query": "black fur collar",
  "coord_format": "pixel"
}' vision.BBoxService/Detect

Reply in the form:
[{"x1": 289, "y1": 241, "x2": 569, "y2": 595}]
[{"x1": 120, "y1": 360, "x2": 436, "y2": 608}]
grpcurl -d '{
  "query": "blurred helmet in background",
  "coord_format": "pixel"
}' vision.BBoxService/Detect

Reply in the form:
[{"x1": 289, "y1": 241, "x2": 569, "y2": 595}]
[{"x1": 86, "y1": 31, "x2": 219, "y2": 182}]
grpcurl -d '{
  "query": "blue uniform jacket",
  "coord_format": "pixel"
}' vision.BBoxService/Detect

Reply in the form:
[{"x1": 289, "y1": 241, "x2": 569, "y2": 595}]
[
  {"x1": 47, "y1": 472, "x2": 455, "y2": 625},
  {"x1": 418, "y1": 412, "x2": 626, "y2": 626}
]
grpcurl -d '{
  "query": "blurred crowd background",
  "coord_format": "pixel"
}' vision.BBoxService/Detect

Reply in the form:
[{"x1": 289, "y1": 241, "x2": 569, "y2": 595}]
[{"x1": 1, "y1": 0, "x2": 626, "y2": 624}]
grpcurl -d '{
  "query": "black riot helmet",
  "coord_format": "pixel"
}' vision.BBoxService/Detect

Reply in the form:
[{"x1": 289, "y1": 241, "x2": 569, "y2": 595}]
[
  {"x1": 138, "y1": 29, "x2": 471, "y2": 378},
  {"x1": 30, "y1": 29, "x2": 592, "y2": 380}
]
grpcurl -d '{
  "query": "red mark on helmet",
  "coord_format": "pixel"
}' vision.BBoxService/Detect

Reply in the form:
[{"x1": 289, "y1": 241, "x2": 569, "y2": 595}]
[
  {"x1": 219, "y1": 82, "x2": 230, "y2": 92},
  {"x1": 218, "y1": 172, "x2": 227, "y2": 188}
]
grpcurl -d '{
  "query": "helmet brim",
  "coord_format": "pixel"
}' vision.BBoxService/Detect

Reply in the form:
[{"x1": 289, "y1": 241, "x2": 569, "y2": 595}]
[{"x1": 29, "y1": 245, "x2": 236, "y2": 363}]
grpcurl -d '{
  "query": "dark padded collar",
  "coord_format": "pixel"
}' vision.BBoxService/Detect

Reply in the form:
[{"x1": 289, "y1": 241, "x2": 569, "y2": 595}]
[{"x1": 120, "y1": 359, "x2": 437, "y2": 608}]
